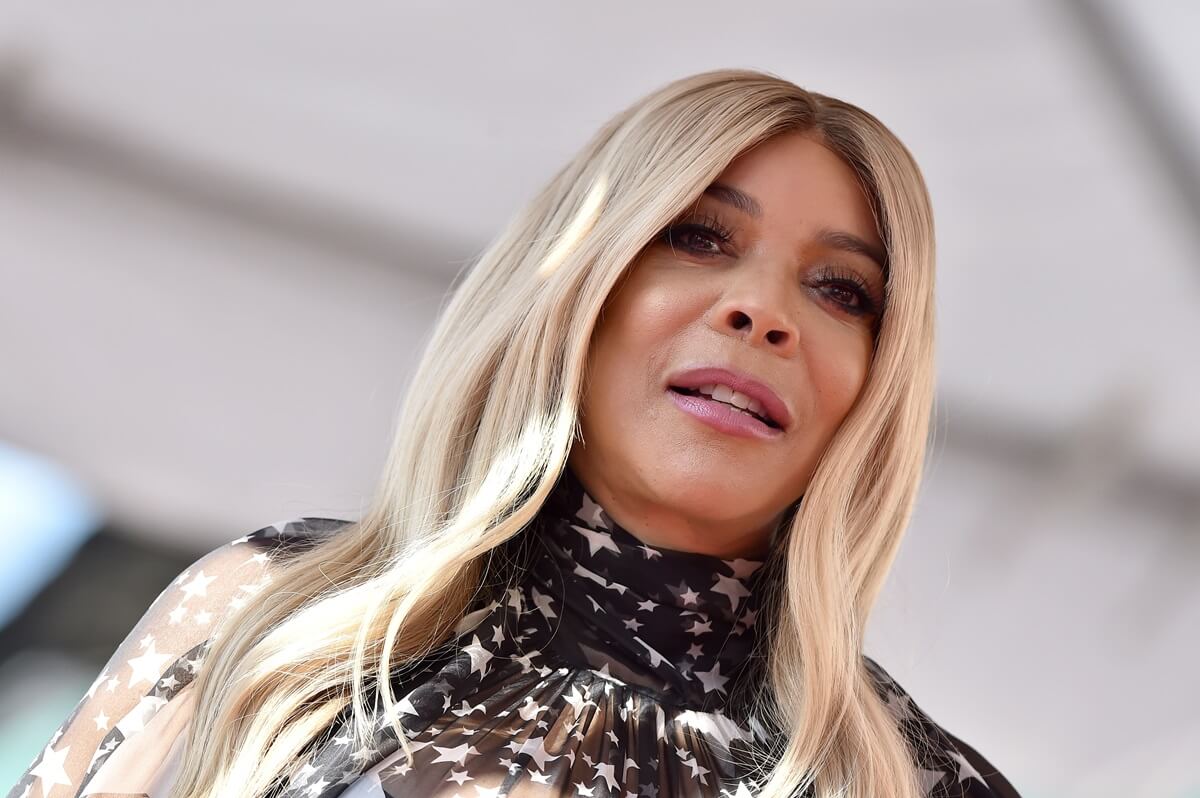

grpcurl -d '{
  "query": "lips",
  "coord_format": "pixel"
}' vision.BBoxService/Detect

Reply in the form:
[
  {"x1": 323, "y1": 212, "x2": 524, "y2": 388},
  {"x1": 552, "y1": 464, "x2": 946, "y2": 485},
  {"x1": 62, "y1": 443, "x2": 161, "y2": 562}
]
[{"x1": 665, "y1": 366, "x2": 792, "y2": 431}]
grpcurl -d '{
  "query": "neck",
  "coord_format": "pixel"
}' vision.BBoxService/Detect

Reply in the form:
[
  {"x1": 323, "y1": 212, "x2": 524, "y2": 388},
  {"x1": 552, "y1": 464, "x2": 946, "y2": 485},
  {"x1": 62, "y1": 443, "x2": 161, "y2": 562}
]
[{"x1": 565, "y1": 455, "x2": 792, "y2": 560}]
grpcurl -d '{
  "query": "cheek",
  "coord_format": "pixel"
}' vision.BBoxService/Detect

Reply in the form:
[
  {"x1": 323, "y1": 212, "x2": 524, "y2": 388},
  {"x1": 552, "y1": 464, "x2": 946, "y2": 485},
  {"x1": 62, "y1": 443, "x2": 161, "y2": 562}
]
[
  {"x1": 810, "y1": 334, "x2": 873, "y2": 426},
  {"x1": 582, "y1": 272, "x2": 696, "y2": 430}
]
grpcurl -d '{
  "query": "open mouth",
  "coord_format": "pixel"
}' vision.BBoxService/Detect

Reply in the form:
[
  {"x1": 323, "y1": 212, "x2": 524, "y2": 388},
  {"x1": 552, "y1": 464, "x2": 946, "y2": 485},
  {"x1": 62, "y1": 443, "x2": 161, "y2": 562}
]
[{"x1": 668, "y1": 386, "x2": 782, "y2": 430}]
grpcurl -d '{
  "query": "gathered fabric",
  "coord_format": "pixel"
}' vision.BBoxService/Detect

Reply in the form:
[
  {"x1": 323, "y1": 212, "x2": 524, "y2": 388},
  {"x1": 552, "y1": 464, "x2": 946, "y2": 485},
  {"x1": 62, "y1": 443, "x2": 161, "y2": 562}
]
[{"x1": 8, "y1": 466, "x2": 1019, "y2": 798}]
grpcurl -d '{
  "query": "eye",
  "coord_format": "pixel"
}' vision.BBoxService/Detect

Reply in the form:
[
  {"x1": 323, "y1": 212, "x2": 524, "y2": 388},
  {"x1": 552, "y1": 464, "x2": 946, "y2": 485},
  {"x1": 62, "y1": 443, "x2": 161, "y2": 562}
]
[
  {"x1": 657, "y1": 211, "x2": 735, "y2": 257},
  {"x1": 813, "y1": 265, "x2": 881, "y2": 317}
]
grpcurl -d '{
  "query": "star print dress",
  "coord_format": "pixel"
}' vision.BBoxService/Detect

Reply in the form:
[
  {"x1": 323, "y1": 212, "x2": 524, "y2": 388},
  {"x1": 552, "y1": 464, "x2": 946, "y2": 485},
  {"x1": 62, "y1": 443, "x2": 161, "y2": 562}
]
[{"x1": 8, "y1": 466, "x2": 1021, "y2": 798}]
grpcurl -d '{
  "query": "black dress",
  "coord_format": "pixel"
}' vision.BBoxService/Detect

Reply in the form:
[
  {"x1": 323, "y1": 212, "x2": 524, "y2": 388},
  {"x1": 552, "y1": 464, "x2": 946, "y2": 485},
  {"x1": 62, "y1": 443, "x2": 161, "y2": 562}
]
[{"x1": 8, "y1": 466, "x2": 1021, "y2": 798}]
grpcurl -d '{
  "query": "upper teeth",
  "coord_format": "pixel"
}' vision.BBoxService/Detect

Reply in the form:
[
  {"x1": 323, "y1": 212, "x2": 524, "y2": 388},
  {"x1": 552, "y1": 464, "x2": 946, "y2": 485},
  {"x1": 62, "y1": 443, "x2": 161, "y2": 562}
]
[{"x1": 697, "y1": 384, "x2": 768, "y2": 420}]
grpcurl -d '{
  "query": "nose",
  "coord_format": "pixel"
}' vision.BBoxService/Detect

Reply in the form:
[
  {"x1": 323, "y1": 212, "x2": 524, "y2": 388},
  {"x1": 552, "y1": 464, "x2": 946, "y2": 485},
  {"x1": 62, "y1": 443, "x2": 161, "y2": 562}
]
[{"x1": 708, "y1": 267, "x2": 800, "y2": 354}]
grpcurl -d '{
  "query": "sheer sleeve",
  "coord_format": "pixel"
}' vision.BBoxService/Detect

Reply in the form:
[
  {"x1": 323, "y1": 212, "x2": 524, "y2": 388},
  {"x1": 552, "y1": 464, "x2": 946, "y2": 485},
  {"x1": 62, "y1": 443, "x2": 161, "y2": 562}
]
[
  {"x1": 862, "y1": 655, "x2": 1023, "y2": 798},
  {"x1": 5, "y1": 521, "x2": 326, "y2": 798}
]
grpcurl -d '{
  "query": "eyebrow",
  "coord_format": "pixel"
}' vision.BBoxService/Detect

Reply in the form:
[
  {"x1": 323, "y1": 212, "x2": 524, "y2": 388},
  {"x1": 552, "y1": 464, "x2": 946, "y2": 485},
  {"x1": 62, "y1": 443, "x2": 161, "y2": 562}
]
[{"x1": 702, "y1": 181, "x2": 889, "y2": 274}]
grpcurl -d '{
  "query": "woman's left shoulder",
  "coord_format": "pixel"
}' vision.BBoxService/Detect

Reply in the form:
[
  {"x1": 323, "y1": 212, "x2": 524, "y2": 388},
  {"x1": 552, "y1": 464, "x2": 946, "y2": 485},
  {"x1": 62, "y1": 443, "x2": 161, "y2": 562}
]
[{"x1": 862, "y1": 654, "x2": 1024, "y2": 798}]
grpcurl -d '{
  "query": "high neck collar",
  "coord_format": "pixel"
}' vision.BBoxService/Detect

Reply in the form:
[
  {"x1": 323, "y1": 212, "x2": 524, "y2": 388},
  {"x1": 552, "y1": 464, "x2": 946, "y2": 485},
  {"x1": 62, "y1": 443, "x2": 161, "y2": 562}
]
[{"x1": 525, "y1": 465, "x2": 777, "y2": 712}]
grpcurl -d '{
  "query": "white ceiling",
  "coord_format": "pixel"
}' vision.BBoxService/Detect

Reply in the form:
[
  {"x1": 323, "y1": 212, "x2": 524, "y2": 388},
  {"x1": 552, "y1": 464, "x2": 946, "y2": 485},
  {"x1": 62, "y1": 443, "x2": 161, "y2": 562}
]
[{"x1": 3, "y1": 0, "x2": 1195, "y2": 474}]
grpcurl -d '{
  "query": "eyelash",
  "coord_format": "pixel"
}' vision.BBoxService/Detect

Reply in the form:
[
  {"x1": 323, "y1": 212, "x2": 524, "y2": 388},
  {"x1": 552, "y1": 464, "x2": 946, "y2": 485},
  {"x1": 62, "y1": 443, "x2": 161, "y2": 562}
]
[{"x1": 657, "y1": 216, "x2": 881, "y2": 316}]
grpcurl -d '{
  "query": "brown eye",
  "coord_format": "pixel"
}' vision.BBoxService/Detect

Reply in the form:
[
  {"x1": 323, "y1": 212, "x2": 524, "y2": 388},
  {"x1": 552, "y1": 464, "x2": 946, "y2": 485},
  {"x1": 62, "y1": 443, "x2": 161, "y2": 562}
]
[
  {"x1": 813, "y1": 265, "x2": 881, "y2": 317},
  {"x1": 661, "y1": 223, "x2": 727, "y2": 256}
]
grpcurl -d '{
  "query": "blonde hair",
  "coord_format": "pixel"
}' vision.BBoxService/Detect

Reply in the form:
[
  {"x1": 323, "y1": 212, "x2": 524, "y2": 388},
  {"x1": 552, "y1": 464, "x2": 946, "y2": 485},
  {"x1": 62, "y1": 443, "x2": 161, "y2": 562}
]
[{"x1": 169, "y1": 68, "x2": 937, "y2": 798}]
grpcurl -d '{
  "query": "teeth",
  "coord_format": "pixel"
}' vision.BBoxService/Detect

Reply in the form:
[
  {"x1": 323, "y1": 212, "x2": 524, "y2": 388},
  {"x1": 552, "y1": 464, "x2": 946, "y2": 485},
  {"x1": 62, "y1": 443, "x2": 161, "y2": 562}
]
[{"x1": 698, "y1": 383, "x2": 769, "y2": 423}]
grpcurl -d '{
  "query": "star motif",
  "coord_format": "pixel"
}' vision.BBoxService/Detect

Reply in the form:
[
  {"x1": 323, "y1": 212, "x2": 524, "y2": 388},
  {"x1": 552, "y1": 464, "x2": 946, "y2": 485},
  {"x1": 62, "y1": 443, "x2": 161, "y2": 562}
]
[
  {"x1": 685, "y1": 757, "x2": 711, "y2": 784},
  {"x1": 446, "y1": 769, "x2": 472, "y2": 785},
  {"x1": 623, "y1": 617, "x2": 643, "y2": 631},
  {"x1": 636, "y1": 599, "x2": 657, "y2": 613},
  {"x1": 917, "y1": 768, "x2": 945, "y2": 794},
  {"x1": 947, "y1": 747, "x2": 985, "y2": 783},
  {"x1": 93, "y1": 709, "x2": 110, "y2": 730},
  {"x1": 721, "y1": 557, "x2": 763, "y2": 579},
  {"x1": 576, "y1": 491, "x2": 609, "y2": 528},
  {"x1": 303, "y1": 777, "x2": 329, "y2": 796},
  {"x1": 518, "y1": 697, "x2": 548, "y2": 721},
  {"x1": 710, "y1": 573, "x2": 751, "y2": 613},
  {"x1": 463, "y1": 635, "x2": 494, "y2": 677},
  {"x1": 451, "y1": 699, "x2": 485, "y2": 717},
  {"x1": 431, "y1": 742, "x2": 479, "y2": 766},
  {"x1": 530, "y1": 586, "x2": 558, "y2": 619},
  {"x1": 563, "y1": 685, "x2": 595, "y2": 718},
  {"x1": 180, "y1": 569, "x2": 217, "y2": 600},
  {"x1": 531, "y1": 770, "x2": 552, "y2": 784},
  {"x1": 515, "y1": 734, "x2": 561, "y2": 769},
  {"x1": 686, "y1": 619, "x2": 712, "y2": 636},
  {"x1": 694, "y1": 662, "x2": 729, "y2": 694},
  {"x1": 639, "y1": 544, "x2": 662, "y2": 560},
  {"x1": 573, "y1": 524, "x2": 621, "y2": 557},
  {"x1": 574, "y1": 781, "x2": 595, "y2": 796},
  {"x1": 290, "y1": 762, "x2": 318, "y2": 786},
  {"x1": 29, "y1": 742, "x2": 71, "y2": 793},
  {"x1": 594, "y1": 761, "x2": 618, "y2": 790},
  {"x1": 126, "y1": 642, "x2": 171, "y2": 688}
]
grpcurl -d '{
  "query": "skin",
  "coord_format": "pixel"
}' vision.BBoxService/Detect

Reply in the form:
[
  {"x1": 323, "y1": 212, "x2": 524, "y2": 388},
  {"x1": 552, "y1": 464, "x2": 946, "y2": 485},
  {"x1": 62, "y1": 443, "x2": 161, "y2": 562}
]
[{"x1": 567, "y1": 130, "x2": 887, "y2": 559}]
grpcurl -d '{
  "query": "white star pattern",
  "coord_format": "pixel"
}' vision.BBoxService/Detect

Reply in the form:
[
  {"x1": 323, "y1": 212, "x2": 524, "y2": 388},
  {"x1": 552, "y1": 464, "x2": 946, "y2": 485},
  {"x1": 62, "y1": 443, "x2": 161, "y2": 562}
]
[
  {"x1": 29, "y1": 742, "x2": 71, "y2": 793},
  {"x1": 179, "y1": 569, "x2": 217, "y2": 600},
  {"x1": 694, "y1": 662, "x2": 730, "y2": 694},
  {"x1": 948, "y1": 746, "x2": 986, "y2": 784},
  {"x1": 125, "y1": 642, "x2": 171, "y2": 688},
  {"x1": 463, "y1": 635, "x2": 494, "y2": 677},
  {"x1": 7, "y1": 505, "x2": 1015, "y2": 798},
  {"x1": 710, "y1": 573, "x2": 752, "y2": 613},
  {"x1": 573, "y1": 524, "x2": 621, "y2": 557}
]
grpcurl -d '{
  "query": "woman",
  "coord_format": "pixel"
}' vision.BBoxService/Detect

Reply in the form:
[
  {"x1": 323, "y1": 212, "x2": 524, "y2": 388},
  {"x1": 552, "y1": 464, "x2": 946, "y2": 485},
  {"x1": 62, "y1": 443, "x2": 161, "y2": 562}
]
[{"x1": 9, "y1": 70, "x2": 1022, "y2": 798}]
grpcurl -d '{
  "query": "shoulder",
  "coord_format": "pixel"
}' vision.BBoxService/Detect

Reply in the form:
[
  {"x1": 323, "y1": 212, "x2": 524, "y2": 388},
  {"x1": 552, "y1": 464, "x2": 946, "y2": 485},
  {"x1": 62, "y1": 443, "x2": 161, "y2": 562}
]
[
  {"x1": 6, "y1": 516, "x2": 354, "y2": 798},
  {"x1": 862, "y1": 654, "x2": 1023, "y2": 798}
]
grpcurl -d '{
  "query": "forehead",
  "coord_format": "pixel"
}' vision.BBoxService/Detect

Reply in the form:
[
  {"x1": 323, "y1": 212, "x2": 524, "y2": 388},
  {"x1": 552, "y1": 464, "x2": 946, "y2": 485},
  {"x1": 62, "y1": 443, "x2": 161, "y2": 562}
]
[{"x1": 708, "y1": 131, "x2": 882, "y2": 250}]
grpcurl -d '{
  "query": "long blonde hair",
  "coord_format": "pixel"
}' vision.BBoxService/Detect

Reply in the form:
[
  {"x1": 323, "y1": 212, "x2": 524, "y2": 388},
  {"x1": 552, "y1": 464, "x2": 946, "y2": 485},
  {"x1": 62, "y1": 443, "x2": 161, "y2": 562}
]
[{"x1": 169, "y1": 68, "x2": 937, "y2": 798}]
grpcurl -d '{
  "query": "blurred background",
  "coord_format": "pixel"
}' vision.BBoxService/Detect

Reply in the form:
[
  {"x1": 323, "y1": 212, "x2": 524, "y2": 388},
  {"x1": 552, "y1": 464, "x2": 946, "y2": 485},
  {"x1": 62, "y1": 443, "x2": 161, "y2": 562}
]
[{"x1": 1, "y1": 1, "x2": 1197, "y2": 796}]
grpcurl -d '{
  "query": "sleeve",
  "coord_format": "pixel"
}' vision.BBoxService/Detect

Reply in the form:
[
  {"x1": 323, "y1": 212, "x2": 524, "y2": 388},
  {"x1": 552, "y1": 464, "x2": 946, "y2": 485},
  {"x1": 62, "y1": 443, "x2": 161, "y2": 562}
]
[
  {"x1": 862, "y1": 655, "x2": 1023, "y2": 798},
  {"x1": 939, "y1": 727, "x2": 1023, "y2": 798},
  {"x1": 6, "y1": 528, "x2": 287, "y2": 798}
]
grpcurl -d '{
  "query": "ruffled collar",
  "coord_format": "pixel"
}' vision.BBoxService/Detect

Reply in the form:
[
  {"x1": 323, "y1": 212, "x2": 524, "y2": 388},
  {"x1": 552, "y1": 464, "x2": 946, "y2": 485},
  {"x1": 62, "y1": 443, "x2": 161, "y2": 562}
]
[{"x1": 525, "y1": 465, "x2": 779, "y2": 711}]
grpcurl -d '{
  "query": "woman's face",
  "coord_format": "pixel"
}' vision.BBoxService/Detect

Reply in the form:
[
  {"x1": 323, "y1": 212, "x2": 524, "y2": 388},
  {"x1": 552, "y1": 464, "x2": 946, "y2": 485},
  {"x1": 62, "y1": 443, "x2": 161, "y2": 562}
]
[{"x1": 568, "y1": 130, "x2": 887, "y2": 559}]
